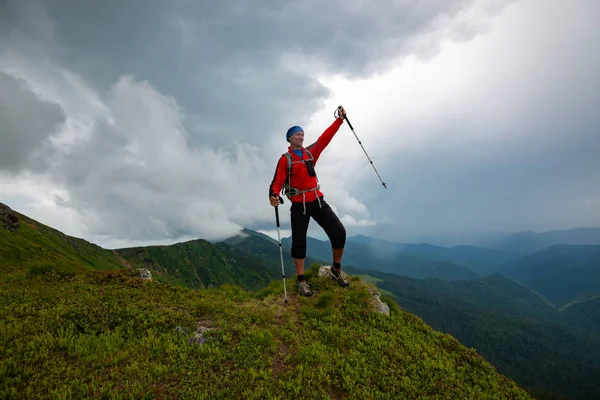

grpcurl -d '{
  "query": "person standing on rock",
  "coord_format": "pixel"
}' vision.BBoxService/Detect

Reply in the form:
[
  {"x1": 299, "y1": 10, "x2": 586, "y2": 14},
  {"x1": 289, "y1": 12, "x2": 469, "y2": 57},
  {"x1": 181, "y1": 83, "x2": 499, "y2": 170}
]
[{"x1": 269, "y1": 106, "x2": 350, "y2": 297}]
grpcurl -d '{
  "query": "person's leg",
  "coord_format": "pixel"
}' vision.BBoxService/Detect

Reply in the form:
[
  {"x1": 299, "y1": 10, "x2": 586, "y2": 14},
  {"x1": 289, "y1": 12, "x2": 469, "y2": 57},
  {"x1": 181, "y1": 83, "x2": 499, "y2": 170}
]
[
  {"x1": 290, "y1": 202, "x2": 312, "y2": 295},
  {"x1": 312, "y1": 198, "x2": 346, "y2": 263},
  {"x1": 332, "y1": 248, "x2": 344, "y2": 265},
  {"x1": 312, "y1": 198, "x2": 349, "y2": 286},
  {"x1": 294, "y1": 258, "x2": 305, "y2": 279}
]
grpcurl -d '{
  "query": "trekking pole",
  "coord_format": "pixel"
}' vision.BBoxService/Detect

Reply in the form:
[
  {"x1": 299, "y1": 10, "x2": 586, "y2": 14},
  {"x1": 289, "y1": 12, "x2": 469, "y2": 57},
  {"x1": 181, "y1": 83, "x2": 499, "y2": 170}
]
[
  {"x1": 274, "y1": 196, "x2": 288, "y2": 303},
  {"x1": 335, "y1": 106, "x2": 387, "y2": 188}
]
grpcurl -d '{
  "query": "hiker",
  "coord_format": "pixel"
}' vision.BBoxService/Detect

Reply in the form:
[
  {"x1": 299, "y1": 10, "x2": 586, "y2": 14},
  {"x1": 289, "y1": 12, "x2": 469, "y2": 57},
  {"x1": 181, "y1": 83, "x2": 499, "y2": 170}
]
[{"x1": 269, "y1": 106, "x2": 350, "y2": 297}]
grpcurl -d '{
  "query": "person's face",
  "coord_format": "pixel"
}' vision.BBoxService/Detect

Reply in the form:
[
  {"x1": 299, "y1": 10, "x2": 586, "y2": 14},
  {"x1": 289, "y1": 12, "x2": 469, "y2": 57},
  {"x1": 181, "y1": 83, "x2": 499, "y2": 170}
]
[{"x1": 289, "y1": 131, "x2": 304, "y2": 148}]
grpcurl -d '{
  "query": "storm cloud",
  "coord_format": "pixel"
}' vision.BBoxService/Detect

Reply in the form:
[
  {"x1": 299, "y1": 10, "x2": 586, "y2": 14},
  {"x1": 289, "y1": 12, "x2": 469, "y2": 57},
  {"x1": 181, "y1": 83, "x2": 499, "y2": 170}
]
[
  {"x1": 0, "y1": 0, "x2": 598, "y2": 248},
  {"x1": 0, "y1": 72, "x2": 65, "y2": 172}
]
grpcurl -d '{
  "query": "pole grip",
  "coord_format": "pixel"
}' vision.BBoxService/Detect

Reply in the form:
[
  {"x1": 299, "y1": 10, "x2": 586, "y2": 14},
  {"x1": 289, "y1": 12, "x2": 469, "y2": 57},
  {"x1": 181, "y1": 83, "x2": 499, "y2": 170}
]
[
  {"x1": 344, "y1": 115, "x2": 355, "y2": 131},
  {"x1": 336, "y1": 105, "x2": 355, "y2": 130},
  {"x1": 275, "y1": 205, "x2": 280, "y2": 227}
]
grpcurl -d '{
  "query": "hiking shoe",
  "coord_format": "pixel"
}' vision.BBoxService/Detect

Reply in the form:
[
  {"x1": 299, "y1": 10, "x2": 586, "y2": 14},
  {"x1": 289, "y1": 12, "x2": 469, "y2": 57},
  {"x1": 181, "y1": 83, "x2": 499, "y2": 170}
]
[
  {"x1": 328, "y1": 268, "x2": 350, "y2": 287},
  {"x1": 298, "y1": 280, "x2": 313, "y2": 297}
]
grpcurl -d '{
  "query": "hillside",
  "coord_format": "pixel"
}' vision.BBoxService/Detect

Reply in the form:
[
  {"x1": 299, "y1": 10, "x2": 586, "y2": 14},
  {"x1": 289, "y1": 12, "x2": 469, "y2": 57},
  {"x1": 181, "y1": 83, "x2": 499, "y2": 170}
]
[
  {"x1": 352, "y1": 267, "x2": 600, "y2": 400},
  {"x1": 0, "y1": 203, "x2": 533, "y2": 398},
  {"x1": 562, "y1": 295, "x2": 600, "y2": 334},
  {"x1": 283, "y1": 236, "x2": 479, "y2": 281},
  {"x1": 499, "y1": 244, "x2": 600, "y2": 306},
  {"x1": 114, "y1": 238, "x2": 284, "y2": 291},
  {"x1": 0, "y1": 203, "x2": 288, "y2": 292},
  {"x1": 0, "y1": 203, "x2": 123, "y2": 273},
  {"x1": 0, "y1": 269, "x2": 532, "y2": 399}
]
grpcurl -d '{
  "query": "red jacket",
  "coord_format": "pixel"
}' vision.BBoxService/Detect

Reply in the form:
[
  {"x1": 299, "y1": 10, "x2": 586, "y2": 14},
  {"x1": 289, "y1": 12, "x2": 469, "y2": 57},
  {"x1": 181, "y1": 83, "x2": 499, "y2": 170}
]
[{"x1": 270, "y1": 118, "x2": 344, "y2": 203}]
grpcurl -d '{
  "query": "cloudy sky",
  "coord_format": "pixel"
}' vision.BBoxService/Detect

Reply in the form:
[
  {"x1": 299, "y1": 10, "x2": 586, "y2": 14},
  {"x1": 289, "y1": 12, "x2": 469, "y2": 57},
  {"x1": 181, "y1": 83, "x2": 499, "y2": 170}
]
[{"x1": 1, "y1": 0, "x2": 599, "y2": 249}]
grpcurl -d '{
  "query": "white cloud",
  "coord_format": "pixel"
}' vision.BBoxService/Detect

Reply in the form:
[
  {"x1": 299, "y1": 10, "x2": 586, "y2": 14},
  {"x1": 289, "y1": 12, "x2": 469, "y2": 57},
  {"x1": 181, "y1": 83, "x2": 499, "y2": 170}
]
[{"x1": 0, "y1": 60, "x2": 376, "y2": 247}]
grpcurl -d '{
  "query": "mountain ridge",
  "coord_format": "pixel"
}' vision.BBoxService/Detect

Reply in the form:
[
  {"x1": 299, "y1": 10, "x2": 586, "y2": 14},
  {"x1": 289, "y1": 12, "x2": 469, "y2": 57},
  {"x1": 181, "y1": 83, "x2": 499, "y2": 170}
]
[
  {"x1": 0, "y1": 202, "x2": 533, "y2": 399},
  {"x1": 499, "y1": 244, "x2": 600, "y2": 306}
]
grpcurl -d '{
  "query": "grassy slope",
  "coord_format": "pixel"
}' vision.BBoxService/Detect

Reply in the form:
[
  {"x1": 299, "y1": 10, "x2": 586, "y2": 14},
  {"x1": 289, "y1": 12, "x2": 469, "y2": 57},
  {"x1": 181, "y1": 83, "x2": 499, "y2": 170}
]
[
  {"x1": 0, "y1": 211, "x2": 123, "y2": 273},
  {"x1": 0, "y1": 263, "x2": 531, "y2": 399},
  {"x1": 0, "y1": 206, "x2": 531, "y2": 397}
]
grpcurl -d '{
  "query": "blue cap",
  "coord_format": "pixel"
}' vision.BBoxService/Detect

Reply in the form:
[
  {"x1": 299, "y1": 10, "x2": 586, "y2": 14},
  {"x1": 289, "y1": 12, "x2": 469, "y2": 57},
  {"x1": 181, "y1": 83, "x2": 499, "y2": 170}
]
[{"x1": 286, "y1": 126, "x2": 303, "y2": 142}]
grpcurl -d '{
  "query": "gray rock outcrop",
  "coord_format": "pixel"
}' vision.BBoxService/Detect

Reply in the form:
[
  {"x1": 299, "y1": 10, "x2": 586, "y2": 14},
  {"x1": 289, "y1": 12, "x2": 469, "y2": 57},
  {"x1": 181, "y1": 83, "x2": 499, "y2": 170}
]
[
  {"x1": 138, "y1": 268, "x2": 152, "y2": 281},
  {"x1": 0, "y1": 203, "x2": 19, "y2": 232}
]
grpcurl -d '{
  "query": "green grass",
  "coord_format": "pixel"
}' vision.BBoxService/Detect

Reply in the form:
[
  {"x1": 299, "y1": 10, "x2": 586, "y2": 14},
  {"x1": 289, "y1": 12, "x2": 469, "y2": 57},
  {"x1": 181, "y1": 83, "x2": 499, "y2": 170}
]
[
  {"x1": 0, "y1": 263, "x2": 532, "y2": 399},
  {"x1": 0, "y1": 209, "x2": 531, "y2": 398},
  {"x1": 0, "y1": 213, "x2": 123, "y2": 273}
]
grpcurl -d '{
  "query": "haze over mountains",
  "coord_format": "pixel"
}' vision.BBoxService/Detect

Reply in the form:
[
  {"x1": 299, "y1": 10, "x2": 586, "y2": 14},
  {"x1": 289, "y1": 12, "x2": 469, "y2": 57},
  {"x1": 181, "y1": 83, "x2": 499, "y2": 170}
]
[
  {"x1": 360, "y1": 227, "x2": 600, "y2": 251},
  {"x1": 290, "y1": 228, "x2": 600, "y2": 282},
  {"x1": 493, "y1": 228, "x2": 600, "y2": 255}
]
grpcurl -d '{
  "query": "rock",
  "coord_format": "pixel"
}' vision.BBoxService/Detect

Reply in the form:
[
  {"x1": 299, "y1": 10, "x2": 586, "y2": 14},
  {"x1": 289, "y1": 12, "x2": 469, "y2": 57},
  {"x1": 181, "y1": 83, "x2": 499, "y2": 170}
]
[
  {"x1": 138, "y1": 268, "x2": 152, "y2": 281},
  {"x1": 318, "y1": 265, "x2": 333, "y2": 277},
  {"x1": 0, "y1": 203, "x2": 20, "y2": 232},
  {"x1": 368, "y1": 288, "x2": 390, "y2": 316}
]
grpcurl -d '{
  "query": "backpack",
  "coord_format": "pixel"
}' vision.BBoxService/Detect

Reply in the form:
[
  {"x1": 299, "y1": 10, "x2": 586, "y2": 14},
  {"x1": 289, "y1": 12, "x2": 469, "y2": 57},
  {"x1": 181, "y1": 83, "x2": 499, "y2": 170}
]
[{"x1": 282, "y1": 148, "x2": 320, "y2": 200}]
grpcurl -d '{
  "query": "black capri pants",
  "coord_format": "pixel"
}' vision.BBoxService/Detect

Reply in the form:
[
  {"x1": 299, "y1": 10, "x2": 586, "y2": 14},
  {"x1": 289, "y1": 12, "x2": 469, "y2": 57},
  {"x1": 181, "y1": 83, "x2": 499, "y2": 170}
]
[{"x1": 290, "y1": 197, "x2": 346, "y2": 259}]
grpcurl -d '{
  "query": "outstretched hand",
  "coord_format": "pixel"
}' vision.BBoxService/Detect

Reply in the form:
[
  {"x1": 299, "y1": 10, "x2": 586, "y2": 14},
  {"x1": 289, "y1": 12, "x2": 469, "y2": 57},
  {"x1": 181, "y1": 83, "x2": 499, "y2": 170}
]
[{"x1": 336, "y1": 105, "x2": 346, "y2": 120}]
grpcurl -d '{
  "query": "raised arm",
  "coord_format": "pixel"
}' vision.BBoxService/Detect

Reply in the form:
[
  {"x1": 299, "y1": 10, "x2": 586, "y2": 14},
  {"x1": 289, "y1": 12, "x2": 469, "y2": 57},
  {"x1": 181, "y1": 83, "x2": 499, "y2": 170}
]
[{"x1": 306, "y1": 117, "x2": 344, "y2": 163}]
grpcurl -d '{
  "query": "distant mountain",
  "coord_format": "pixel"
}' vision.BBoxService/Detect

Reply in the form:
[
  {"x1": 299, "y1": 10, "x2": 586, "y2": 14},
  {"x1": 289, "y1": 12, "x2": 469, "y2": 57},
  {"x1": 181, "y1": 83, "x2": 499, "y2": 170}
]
[
  {"x1": 493, "y1": 227, "x2": 600, "y2": 255},
  {"x1": 282, "y1": 236, "x2": 479, "y2": 281},
  {"x1": 355, "y1": 267, "x2": 600, "y2": 400},
  {"x1": 219, "y1": 228, "x2": 278, "y2": 246},
  {"x1": 499, "y1": 245, "x2": 600, "y2": 306},
  {"x1": 348, "y1": 234, "x2": 519, "y2": 276},
  {"x1": 114, "y1": 238, "x2": 275, "y2": 290},
  {"x1": 114, "y1": 228, "x2": 318, "y2": 291},
  {"x1": 214, "y1": 230, "x2": 325, "y2": 282}
]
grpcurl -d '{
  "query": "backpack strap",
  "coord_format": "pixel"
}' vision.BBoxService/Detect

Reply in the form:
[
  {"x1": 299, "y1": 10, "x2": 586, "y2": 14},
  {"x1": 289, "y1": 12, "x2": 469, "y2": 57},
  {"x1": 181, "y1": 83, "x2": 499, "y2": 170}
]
[
  {"x1": 282, "y1": 149, "x2": 321, "y2": 213},
  {"x1": 283, "y1": 152, "x2": 293, "y2": 197},
  {"x1": 283, "y1": 149, "x2": 312, "y2": 189},
  {"x1": 304, "y1": 148, "x2": 314, "y2": 161}
]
